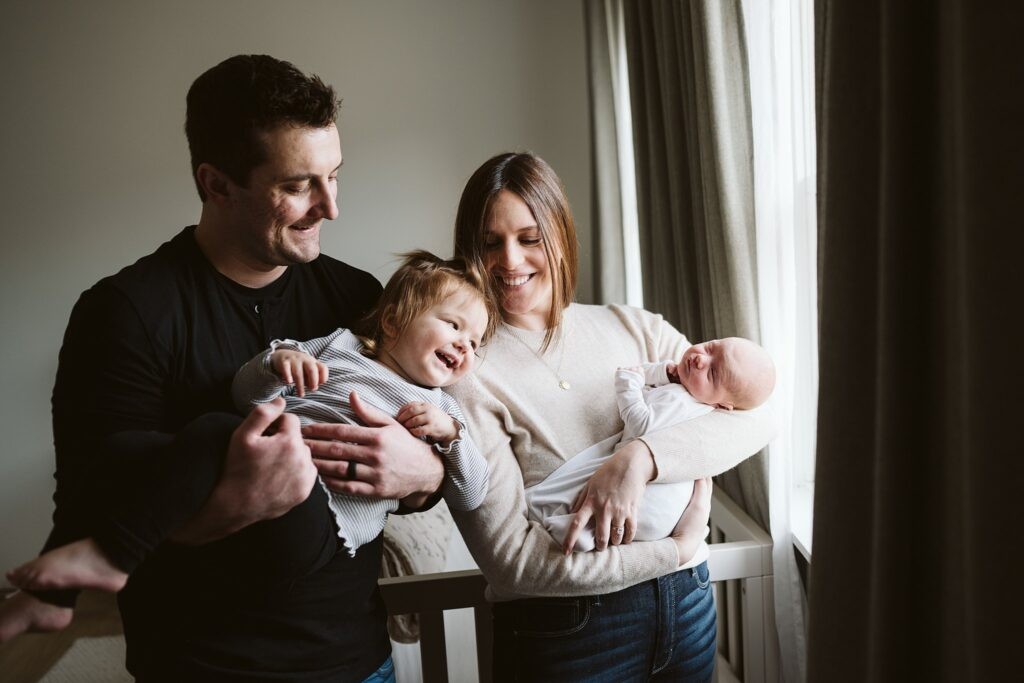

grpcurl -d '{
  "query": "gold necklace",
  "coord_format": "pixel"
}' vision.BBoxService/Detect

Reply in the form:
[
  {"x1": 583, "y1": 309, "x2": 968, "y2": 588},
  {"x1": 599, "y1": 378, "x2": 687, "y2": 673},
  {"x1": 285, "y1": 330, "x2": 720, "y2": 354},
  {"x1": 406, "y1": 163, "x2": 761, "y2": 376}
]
[{"x1": 502, "y1": 323, "x2": 571, "y2": 390}]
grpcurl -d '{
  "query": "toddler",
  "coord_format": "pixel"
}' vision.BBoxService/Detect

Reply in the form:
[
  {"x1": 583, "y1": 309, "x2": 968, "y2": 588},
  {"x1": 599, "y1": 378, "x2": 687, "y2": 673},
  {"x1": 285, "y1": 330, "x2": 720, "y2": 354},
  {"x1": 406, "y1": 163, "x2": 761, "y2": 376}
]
[
  {"x1": 2, "y1": 251, "x2": 495, "y2": 637},
  {"x1": 231, "y1": 251, "x2": 496, "y2": 555},
  {"x1": 526, "y1": 336, "x2": 775, "y2": 552}
]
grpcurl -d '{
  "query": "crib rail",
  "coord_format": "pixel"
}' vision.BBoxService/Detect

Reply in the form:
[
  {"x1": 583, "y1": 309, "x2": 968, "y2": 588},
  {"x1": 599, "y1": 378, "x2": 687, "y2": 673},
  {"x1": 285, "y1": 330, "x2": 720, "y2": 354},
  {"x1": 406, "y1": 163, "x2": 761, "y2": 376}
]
[
  {"x1": 379, "y1": 569, "x2": 491, "y2": 682},
  {"x1": 378, "y1": 489, "x2": 776, "y2": 683}
]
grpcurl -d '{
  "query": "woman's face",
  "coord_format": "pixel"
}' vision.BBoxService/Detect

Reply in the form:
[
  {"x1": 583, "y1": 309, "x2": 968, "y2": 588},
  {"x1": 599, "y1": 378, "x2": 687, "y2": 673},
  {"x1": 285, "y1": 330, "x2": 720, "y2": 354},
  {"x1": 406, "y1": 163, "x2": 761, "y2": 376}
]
[{"x1": 483, "y1": 190, "x2": 554, "y2": 330}]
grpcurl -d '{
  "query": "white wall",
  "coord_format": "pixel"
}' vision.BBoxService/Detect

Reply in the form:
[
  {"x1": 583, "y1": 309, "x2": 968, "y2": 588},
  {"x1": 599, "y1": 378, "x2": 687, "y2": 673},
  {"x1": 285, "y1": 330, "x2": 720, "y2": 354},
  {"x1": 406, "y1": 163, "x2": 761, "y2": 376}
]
[{"x1": 0, "y1": 0, "x2": 591, "y2": 576}]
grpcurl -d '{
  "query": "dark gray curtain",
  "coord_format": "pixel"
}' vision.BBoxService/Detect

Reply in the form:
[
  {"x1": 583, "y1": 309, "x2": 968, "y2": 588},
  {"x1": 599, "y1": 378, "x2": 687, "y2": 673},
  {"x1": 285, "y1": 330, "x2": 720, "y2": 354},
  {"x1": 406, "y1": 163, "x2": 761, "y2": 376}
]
[
  {"x1": 809, "y1": 2, "x2": 1023, "y2": 681},
  {"x1": 622, "y1": 0, "x2": 768, "y2": 527}
]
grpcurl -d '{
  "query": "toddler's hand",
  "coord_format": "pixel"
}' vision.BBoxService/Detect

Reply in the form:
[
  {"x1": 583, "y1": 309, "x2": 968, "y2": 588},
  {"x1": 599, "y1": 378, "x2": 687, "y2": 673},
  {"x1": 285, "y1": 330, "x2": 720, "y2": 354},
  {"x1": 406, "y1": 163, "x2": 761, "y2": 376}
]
[
  {"x1": 271, "y1": 349, "x2": 328, "y2": 397},
  {"x1": 396, "y1": 402, "x2": 459, "y2": 446}
]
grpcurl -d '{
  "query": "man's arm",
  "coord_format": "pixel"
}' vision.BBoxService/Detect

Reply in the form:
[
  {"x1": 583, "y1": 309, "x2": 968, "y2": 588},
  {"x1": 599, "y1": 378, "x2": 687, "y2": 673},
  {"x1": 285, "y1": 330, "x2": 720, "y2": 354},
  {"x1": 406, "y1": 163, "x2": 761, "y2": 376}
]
[
  {"x1": 51, "y1": 284, "x2": 317, "y2": 550},
  {"x1": 48, "y1": 286, "x2": 167, "y2": 552},
  {"x1": 169, "y1": 399, "x2": 316, "y2": 543}
]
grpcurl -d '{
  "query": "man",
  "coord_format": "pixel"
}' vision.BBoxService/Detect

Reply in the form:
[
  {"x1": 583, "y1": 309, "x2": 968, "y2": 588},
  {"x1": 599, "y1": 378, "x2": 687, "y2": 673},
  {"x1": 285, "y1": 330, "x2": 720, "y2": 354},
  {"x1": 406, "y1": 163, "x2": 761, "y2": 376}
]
[{"x1": 0, "y1": 54, "x2": 443, "y2": 681}]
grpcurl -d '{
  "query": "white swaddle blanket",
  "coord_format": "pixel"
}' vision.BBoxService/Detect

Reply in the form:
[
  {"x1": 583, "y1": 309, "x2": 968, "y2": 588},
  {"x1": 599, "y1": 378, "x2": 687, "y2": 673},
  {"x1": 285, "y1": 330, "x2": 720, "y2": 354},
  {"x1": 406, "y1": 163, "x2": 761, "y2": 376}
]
[{"x1": 525, "y1": 433, "x2": 694, "y2": 552}]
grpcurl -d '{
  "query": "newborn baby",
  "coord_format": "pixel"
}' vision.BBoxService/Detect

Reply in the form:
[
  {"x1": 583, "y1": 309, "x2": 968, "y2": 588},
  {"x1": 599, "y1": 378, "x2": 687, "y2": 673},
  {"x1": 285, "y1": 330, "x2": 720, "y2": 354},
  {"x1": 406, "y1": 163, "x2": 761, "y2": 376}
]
[{"x1": 526, "y1": 337, "x2": 775, "y2": 553}]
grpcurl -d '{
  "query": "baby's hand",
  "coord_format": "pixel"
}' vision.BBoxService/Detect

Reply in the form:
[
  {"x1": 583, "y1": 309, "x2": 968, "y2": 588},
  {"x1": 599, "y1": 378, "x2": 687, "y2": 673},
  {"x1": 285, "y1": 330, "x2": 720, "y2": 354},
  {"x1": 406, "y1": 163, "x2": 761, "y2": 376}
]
[
  {"x1": 271, "y1": 349, "x2": 328, "y2": 397},
  {"x1": 396, "y1": 402, "x2": 460, "y2": 446},
  {"x1": 665, "y1": 362, "x2": 680, "y2": 383}
]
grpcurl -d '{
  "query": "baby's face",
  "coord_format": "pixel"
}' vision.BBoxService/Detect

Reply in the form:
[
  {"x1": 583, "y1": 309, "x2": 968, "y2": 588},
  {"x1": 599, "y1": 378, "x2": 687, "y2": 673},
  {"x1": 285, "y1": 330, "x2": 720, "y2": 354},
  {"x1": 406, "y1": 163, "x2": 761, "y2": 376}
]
[
  {"x1": 678, "y1": 337, "x2": 772, "y2": 410},
  {"x1": 678, "y1": 339, "x2": 739, "y2": 408}
]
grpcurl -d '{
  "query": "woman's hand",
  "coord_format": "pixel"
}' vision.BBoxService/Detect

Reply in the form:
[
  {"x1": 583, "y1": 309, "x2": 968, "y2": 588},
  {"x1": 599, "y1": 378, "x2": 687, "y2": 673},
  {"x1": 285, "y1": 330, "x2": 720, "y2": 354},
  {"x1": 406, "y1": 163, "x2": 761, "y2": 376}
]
[
  {"x1": 561, "y1": 439, "x2": 657, "y2": 554},
  {"x1": 670, "y1": 477, "x2": 713, "y2": 566}
]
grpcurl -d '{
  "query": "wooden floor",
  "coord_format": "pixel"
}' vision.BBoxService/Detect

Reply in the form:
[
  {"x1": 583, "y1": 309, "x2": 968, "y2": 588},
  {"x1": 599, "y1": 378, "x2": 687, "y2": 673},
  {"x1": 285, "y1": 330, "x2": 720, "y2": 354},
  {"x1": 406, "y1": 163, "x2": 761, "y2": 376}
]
[{"x1": 0, "y1": 590, "x2": 123, "y2": 683}]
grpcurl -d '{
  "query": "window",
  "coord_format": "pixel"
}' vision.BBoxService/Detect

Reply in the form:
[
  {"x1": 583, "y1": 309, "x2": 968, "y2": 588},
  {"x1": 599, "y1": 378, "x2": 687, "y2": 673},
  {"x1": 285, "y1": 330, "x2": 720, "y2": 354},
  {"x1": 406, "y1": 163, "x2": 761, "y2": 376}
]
[{"x1": 742, "y1": 0, "x2": 818, "y2": 559}]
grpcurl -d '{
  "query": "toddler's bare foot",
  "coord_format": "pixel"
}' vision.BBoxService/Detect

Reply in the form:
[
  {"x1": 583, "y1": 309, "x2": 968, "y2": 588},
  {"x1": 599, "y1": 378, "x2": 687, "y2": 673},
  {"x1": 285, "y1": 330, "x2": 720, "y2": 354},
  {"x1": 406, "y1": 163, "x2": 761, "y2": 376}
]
[
  {"x1": 7, "y1": 538, "x2": 128, "y2": 593},
  {"x1": 0, "y1": 590, "x2": 73, "y2": 642}
]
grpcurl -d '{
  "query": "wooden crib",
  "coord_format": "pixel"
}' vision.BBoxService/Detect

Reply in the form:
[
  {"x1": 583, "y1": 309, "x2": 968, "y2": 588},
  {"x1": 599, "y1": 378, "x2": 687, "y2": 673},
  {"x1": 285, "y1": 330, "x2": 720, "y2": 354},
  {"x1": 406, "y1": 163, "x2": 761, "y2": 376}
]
[{"x1": 379, "y1": 489, "x2": 778, "y2": 683}]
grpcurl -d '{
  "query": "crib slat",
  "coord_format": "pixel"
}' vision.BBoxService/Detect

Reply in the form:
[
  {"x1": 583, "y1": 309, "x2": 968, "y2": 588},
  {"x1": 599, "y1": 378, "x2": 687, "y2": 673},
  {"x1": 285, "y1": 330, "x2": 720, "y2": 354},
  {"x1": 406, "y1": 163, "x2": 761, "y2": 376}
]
[
  {"x1": 420, "y1": 610, "x2": 448, "y2": 683},
  {"x1": 474, "y1": 604, "x2": 493, "y2": 683}
]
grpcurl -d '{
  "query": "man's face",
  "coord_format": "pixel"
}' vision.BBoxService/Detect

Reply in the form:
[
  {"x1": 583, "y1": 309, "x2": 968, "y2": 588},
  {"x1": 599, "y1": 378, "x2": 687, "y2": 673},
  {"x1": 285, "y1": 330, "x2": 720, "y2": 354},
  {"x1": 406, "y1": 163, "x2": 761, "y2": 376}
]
[{"x1": 229, "y1": 124, "x2": 342, "y2": 270}]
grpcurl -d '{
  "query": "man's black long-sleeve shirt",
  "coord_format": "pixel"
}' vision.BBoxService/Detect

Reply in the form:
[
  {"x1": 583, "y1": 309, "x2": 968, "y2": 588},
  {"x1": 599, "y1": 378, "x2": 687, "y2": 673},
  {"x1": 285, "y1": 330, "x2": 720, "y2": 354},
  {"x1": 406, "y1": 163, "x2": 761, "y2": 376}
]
[{"x1": 49, "y1": 227, "x2": 389, "y2": 681}]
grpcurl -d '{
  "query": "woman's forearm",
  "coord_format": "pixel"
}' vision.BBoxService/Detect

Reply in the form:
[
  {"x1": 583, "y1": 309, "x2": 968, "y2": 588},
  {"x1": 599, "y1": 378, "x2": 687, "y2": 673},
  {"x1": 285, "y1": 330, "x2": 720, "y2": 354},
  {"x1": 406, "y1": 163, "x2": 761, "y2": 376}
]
[
  {"x1": 640, "y1": 403, "x2": 777, "y2": 483},
  {"x1": 451, "y1": 439, "x2": 679, "y2": 599}
]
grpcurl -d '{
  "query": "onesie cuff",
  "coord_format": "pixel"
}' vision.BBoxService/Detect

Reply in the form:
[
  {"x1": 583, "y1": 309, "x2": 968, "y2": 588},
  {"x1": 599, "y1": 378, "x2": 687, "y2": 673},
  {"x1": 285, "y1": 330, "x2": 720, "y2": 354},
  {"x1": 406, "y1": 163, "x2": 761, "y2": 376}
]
[
  {"x1": 263, "y1": 339, "x2": 305, "y2": 373},
  {"x1": 433, "y1": 426, "x2": 467, "y2": 455},
  {"x1": 269, "y1": 338, "x2": 304, "y2": 352}
]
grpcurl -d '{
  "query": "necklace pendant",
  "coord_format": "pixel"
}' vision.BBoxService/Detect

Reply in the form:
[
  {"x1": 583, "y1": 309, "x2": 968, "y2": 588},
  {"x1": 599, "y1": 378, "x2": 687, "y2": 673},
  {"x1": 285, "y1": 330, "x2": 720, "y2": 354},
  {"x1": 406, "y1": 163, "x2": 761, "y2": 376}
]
[{"x1": 559, "y1": 379, "x2": 571, "y2": 390}]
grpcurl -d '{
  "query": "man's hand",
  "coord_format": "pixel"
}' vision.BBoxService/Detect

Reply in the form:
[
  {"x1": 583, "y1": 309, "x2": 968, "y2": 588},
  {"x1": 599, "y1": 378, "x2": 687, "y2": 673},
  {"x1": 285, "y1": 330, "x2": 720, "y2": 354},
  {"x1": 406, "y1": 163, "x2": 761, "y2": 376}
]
[
  {"x1": 561, "y1": 439, "x2": 657, "y2": 554},
  {"x1": 670, "y1": 477, "x2": 713, "y2": 566},
  {"x1": 304, "y1": 391, "x2": 444, "y2": 503},
  {"x1": 171, "y1": 398, "x2": 316, "y2": 544}
]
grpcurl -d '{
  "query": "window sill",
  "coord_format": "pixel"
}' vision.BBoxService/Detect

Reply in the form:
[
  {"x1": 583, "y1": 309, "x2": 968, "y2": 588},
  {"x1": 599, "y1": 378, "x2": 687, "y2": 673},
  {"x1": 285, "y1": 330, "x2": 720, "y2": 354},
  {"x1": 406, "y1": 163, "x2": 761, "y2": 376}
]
[{"x1": 791, "y1": 482, "x2": 813, "y2": 561}]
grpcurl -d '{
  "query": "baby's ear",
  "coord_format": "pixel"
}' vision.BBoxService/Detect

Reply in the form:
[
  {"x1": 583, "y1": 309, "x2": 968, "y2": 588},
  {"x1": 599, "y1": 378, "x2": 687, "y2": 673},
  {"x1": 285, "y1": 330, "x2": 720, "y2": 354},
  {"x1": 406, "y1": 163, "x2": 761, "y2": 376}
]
[{"x1": 716, "y1": 402, "x2": 735, "y2": 411}]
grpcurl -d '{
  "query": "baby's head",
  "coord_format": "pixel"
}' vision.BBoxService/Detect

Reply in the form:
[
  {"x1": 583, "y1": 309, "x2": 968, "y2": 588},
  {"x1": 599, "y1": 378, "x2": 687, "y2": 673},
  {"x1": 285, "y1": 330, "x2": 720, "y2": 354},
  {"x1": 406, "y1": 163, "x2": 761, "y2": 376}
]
[
  {"x1": 359, "y1": 251, "x2": 499, "y2": 389},
  {"x1": 676, "y1": 337, "x2": 775, "y2": 410}
]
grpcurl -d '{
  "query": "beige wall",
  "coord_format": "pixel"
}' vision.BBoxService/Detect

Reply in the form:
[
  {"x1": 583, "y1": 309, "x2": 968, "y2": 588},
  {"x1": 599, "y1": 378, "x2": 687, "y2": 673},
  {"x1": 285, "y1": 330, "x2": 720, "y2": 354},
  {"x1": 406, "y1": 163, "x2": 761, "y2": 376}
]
[{"x1": 0, "y1": 0, "x2": 590, "y2": 575}]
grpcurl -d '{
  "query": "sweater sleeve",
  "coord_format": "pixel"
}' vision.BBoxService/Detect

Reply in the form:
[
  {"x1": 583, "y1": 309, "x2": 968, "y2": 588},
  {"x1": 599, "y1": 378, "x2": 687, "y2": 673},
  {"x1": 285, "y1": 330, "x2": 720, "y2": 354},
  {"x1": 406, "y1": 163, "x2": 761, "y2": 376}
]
[
  {"x1": 448, "y1": 375, "x2": 680, "y2": 599},
  {"x1": 436, "y1": 394, "x2": 489, "y2": 511},
  {"x1": 637, "y1": 313, "x2": 777, "y2": 482}
]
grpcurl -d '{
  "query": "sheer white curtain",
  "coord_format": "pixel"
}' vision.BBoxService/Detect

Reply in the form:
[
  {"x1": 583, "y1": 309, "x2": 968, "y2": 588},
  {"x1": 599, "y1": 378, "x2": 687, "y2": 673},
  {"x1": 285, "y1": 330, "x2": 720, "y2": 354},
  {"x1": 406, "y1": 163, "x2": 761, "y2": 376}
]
[{"x1": 741, "y1": 0, "x2": 818, "y2": 681}]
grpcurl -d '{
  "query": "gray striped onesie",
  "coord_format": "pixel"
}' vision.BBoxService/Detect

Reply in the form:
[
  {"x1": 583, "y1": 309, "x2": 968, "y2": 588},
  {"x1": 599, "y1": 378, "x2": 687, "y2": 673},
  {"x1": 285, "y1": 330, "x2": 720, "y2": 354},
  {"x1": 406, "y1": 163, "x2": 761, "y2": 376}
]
[{"x1": 232, "y1": 329, "x2": 489, "y2": 556}]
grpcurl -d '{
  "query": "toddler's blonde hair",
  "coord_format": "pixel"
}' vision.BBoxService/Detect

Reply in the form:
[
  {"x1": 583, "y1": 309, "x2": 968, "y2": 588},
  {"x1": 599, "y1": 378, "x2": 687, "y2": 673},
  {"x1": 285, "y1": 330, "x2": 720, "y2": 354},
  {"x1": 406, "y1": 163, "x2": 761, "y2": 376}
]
[{"x1": 357, "y1": 250, "x2": 499, "y2": 358}]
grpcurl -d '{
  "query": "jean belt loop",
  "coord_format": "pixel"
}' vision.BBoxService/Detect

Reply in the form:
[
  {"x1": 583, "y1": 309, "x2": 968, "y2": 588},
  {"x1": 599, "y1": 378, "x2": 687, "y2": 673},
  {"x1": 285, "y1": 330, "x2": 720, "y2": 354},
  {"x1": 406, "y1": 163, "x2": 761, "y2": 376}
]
[{"x1": 591, "y1": 593, "x2": 601, "y2": 608}]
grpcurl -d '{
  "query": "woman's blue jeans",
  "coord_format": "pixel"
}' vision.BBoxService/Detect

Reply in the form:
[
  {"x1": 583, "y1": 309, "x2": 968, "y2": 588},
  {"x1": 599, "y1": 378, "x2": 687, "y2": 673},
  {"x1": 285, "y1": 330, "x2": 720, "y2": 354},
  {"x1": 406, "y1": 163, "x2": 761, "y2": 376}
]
[{"x1": 492, "y1": 562, "x2": 716, "y2": 682}]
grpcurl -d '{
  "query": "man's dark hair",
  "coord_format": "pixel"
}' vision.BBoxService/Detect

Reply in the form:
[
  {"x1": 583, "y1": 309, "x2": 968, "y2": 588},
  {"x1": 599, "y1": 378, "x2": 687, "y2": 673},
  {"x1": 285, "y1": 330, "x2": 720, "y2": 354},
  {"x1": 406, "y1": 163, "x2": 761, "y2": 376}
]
[{"x1": 185, "y1": 54, "x2": 339, "y2": 201}]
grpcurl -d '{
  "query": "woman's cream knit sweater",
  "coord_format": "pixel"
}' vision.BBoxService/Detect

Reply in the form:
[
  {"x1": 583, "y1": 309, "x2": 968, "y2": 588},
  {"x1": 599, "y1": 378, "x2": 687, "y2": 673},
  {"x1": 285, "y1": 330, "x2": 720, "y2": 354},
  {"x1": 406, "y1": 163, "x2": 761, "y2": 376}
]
[{"x1": 449, "y1": 303, "x2": 774, "y2": 600}]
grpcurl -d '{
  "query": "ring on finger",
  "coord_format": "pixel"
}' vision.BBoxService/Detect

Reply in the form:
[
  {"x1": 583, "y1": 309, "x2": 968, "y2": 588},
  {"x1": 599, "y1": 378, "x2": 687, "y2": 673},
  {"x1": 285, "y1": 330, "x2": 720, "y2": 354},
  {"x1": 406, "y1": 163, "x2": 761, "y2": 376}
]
[
  {"x1": 612, "y1": 525, "x2": 625, "y2": 535},
  {"x1": 346, "y1": 460, "x2": 357, "y2": 480}
]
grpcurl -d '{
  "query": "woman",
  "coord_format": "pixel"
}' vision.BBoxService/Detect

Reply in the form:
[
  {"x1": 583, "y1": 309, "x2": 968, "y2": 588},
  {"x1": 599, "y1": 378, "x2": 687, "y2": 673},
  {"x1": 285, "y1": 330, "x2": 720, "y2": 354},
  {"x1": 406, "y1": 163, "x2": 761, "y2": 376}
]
[{"x1": 449, "y1": 152, "x2": 773, "y2": 682}]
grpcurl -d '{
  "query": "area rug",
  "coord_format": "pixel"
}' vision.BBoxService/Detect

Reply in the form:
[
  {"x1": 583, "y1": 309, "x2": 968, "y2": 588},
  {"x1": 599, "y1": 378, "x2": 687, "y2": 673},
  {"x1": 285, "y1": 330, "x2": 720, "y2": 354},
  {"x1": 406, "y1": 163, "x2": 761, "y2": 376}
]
[{"x1": 40, "y1": 635, "x2": 132, "y2": 682}]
